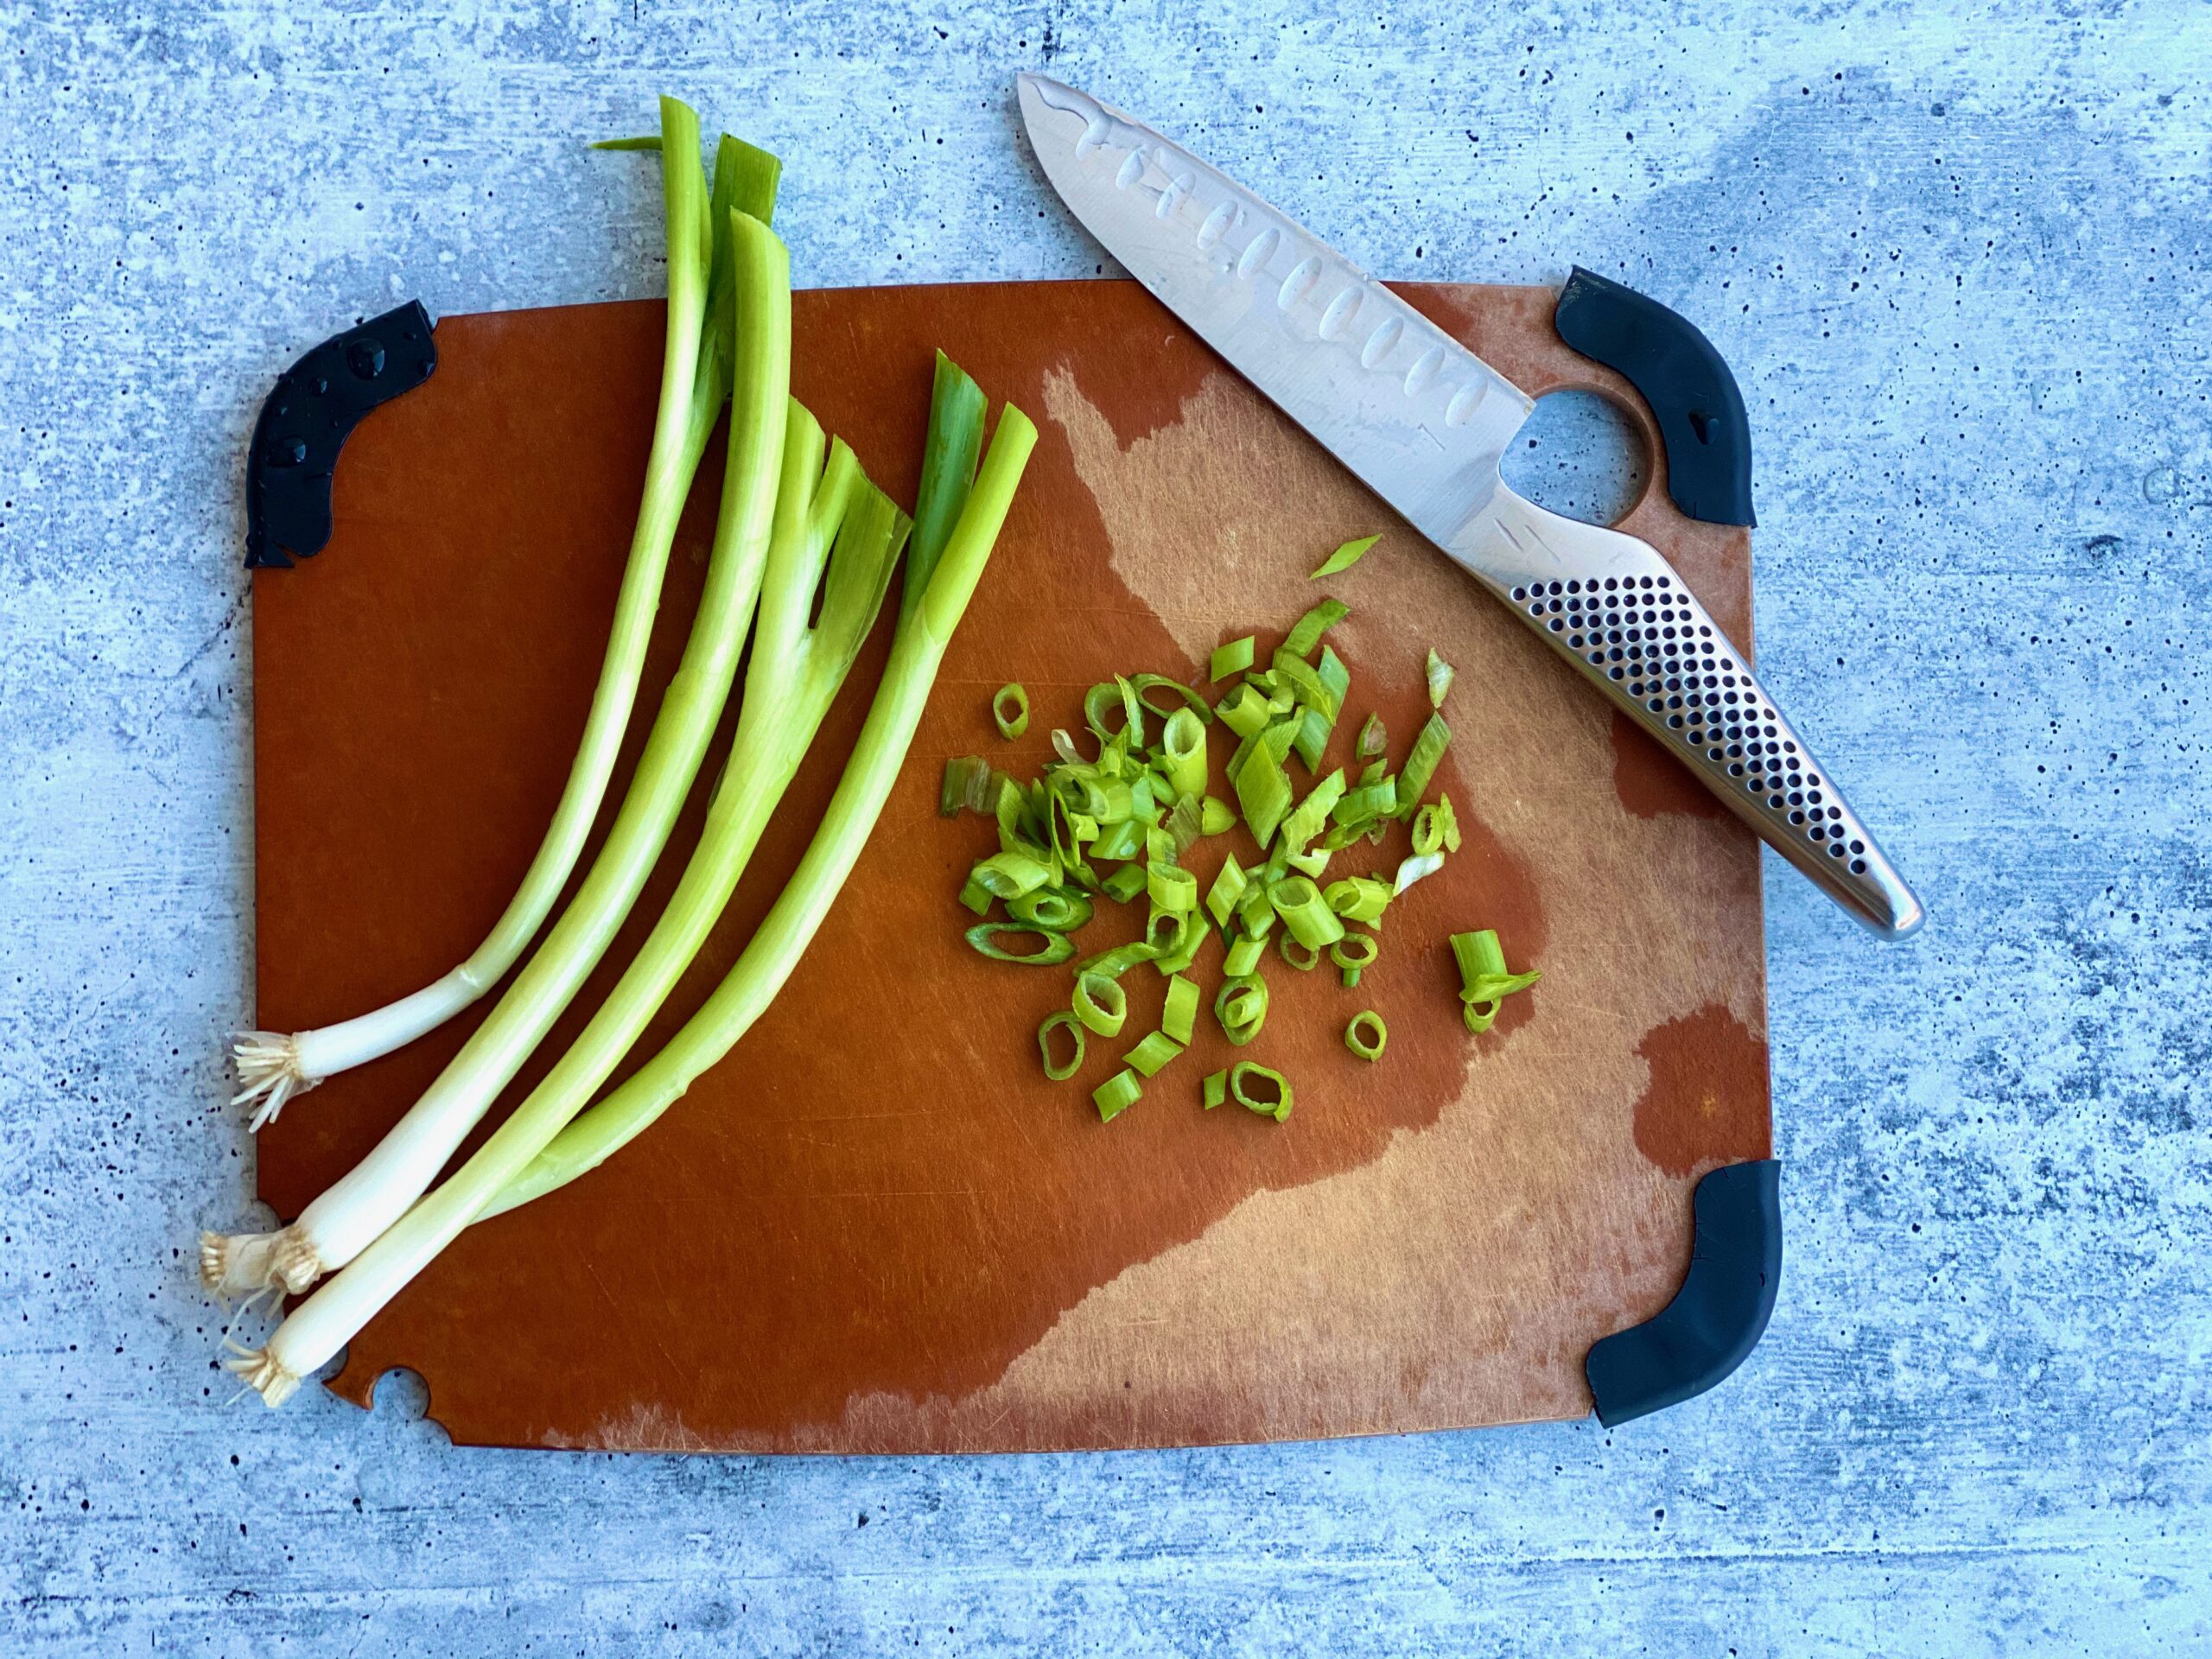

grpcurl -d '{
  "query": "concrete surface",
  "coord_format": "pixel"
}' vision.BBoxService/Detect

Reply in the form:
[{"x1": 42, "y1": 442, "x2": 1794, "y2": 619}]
[{"x1": 3, "y1": 2, "x2": 2207, "y2": 1653}]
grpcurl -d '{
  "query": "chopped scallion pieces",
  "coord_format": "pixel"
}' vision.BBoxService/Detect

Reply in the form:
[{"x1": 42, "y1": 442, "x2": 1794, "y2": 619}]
[
  {"x1": 941, "y1": 755, "x2": 997, "y2": 816},
  {"x1": 1316, "y1": 646, "x2": 1350, "y2": 714},
  {"x1": 1084, "y1": 677, "x2": 1145, "y2": 748},
  {"x1": 1271, "y1": 650, "x2": 1338, "y2": 719},
  {"x1": 1072, "y1": 969, "x2": 1129, "y2": 1037},
  {"x1": 1094, "y1": 1068, "x2": 1143, "y2": 1122},
  {"x1": 957, "y1": 875, "x2": 994, "y2": 915},
  {"x1": 1223, "y1": 931, "x2": 1268, "y2": 977},
  {"x1": 969, "y1": 849, "x2": 1052, "y2": 899},
  {"x1": 1200, "y1": 796, "x2": 1236, "y2": 836},
  {"x1": 1425, "y1": 649, "x2": 1454, "y2": 709},
  {"x1": 1038, "y1": 1011, "x2": 1084, "y2": 1081},
  {"x1": 1278, "y1": 933, "x2": 1320, "y2": 972},
  {"x1": 1281, "y1": 597, "x2": 1349, "y2": 658},
  {"x1": 1210, "y1": 635, "x2": 1256, "y2": 680},
  {"x1": 1435, "y1": 793, "x2": 1463, "y2": 853},
  {"x1": 1077, "y1": 939, "x2": 1161, "y2": 978},
  {"x1": 1150, "y1": 907, "x2": 1207, "y2": 974},
  {"x1": 1125, "y1": 1030, "x2": 1185, "y2": 1077},
  {"x1": 1344, "y1": 1011, "x2": 1388, "y2": 1061},
  {"x1": 1131, "y1": 673, "x2": 1212, "y2": 723},
  {"x1": 1231, "y1": 741, "x2": 1293, "y2": 849},
  {"x1": 1289, "y1": 705, "x2": 1332, "y2": 772},
  {"x1": 1230, "y1": 1062, "x2": 1292, "y2": 1122},
  {"x1": 1395, "y1": 713, "x2": 1452, "y2": 816},
  {"x1": 1357, "y1": 711, "x2": 1388, "y2": 760},
  {"x1": 964, "y1": 924, "x2": 1076, "y2": 965},
  {"x1": 1162, "y1": 974, "x2": 1200, "y2": 1044},
  {"x1": 992, "y1": 682, "x2": 1030, "y2": 739},
  {"x1": 1203, "y1": 1069, "x2": 1229, "y2": 1109},
  {"x1": 1309, "y1": 532, "x2": 1381, "y2": 578}
]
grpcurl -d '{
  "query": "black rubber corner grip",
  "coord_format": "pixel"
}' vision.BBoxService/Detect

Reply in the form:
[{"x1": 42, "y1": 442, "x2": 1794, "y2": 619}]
[
  {"x1": 1554, "y1": 268, "x2": 1754, "y2": 528},
  {"x1": 1585, "y1": 1159, "x2": 1781, "y2": 1427},
  {"x1": 244, "y1": 301, "x2": 437, "y2": 569}
]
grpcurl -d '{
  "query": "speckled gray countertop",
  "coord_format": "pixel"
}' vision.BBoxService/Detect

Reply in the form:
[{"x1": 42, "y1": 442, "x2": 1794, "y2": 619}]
[{"x1": 3, "y1": 4, "x2": 2206, "y2": 1654}]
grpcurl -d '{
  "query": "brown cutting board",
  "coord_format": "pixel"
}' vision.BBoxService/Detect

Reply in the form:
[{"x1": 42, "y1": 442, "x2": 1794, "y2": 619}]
[{"x1": 251, "y1": 279, "x2": 1769, "y2": 1452}]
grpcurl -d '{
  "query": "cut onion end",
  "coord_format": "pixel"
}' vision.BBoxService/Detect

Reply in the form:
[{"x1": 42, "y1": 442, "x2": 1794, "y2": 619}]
[
  {"x1": 219, "y1": 1344, "x2": 302, "y2": 1408},
  {"x1": 199, "y1": 1224, "x2": 322, "y2": 1300},
  {"x1": 230, "y1": 1032, "x2": 321, "y2": 1130}
]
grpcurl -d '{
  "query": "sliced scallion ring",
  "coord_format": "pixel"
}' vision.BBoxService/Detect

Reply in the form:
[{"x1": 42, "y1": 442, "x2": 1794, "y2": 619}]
[
  {"x1": 993, "y1": 682, "x2": 1030, "y2": 739},
  {"x1": 1230, "y1": 1061, "x2": 1292, "y2": 1122},
  {"x1": 1344, "y1": 1011, "x2": 1388, "y2": 1061},
  {"x1": 1130, "y1": 672, "x2": 1213, "y2": 723},
  {"x1": 1214, "y1": 973, "x2": 1268, "y2": 1046},
  {"x1": 1038, "y1": 1010, "x2": 1085, "y2": 1081},
  {"x1": 1278, "y1": 932, "x2": 1320, "y2": 972},
  {"x1": 1268, "y1": 875, "x2": 1346, "y2": 950},
  {"x1": 1072, "y1": 969, "x2": 1129, "y2": 1038},
  {"x1": 963, "y1": 923, "x2": 1076, "y2": 966},
  {"x1": 1125, "y1": 1030, "x2": 1185, "y2": 1077},
  {"x1": 1329, "y1": 931, "x2": 1378, "y2": 979},
  {"x1": 1009, "y1": 888, "x2": 1093, "y2": 931}
]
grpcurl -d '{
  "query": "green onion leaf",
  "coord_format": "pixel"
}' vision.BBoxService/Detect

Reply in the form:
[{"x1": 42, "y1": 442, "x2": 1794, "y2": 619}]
[
  {"x1": 1271, "y1": 650, "x2": 1339, "y2": 719},
  {"x1": 992, "y1": 682, "x2": 1031, "y2": 740},
  {"x1": 1217, "y1": 684, "x2": 1272, "y2": 739},
  {"x1": 1210, "y1": 635, "x2": 1256, "y2": 681},
  {"x1": 1331, "y1": 780, "x2": 1398, "y2": 829},
  {"x1": 1395, "y1": 713, "x2": 1452, "y2": 816},
  {"x1": 1231, "y1": 741, "x2": 1294, "y2": 849},
  {"x1": 1038, "y1": 1010, "x2": 1084, "y2": 1081},
  {"x1": 1131, "y1": 673, "x2": 1213, "y2": 723},
  {"x1": 1310, "y1": 533, "x2": 1381, "y2": 579},
  {"x1": 1094, "y1": 1068, "x2": 1143, "y2": 1122},
  {"x1": 1426, "y1": 648, "x2": 1455, "y2": 709},
  {"x1": 957, "y1": 875, "x2": 994, "y2": 916},
  {"x1": 1203, "y1": 1069, "x2": 1229, "y2": 1110},
  {"x1": 964, "y1": 924, "x2": 1076, "y2": 965},
  {"x1": 1289, "y1": 705, "x2": 1333, "y2": 772},
  {"x1": 1344, "y1": 1011, "x2": 1388, "y2": 1061},
  {"x1": 904, "y1": 351, "x2": 988, "y2": 618},
  {"x1": 1357, "y1": 712, "x2": 1388, "y2": 760},
  {"x1": 1200, "y1": 796, "x2": 1236, "y2": 836},
  {"x1": 1084, "y1": 678, "x2": 1146, "y2": 748},
  {"x1": 1281, "y1": 597, "x2": 1350, "y2": 658},
  {"x1": 1125, "y1": 1030, "x2": 1185, "y2": 1077},
  {"x1": 1162, "y1": 974, "x2": 1200, "y2": 1044},
  {"x1": 940, "y1": 755, "x2": 997, "y2": 816},
  {"x1": 1286, "y1": 848, "x2": 1331, "y2": 878},
  {"x1": 592, "y1": 134, "x2": 664, "y2": 150},
  {"x1": 1317, "y1": 647, "x2": 1351, "y2": 715},
  {"x1": 1230, "y1": 1061, "x2": 1292, "y2": 1122},
  {"x1": 1072, "y1": 969, "x2": 1129, "y2": 1037},
  {"x1": 1436, "y1": 792, "x2": 1463, "y2": 854}
]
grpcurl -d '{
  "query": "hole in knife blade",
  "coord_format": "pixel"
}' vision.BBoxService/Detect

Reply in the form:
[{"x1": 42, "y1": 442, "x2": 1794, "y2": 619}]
[{"x1": 1497, "y1": 388, "x2": 1646, "y2": 528}]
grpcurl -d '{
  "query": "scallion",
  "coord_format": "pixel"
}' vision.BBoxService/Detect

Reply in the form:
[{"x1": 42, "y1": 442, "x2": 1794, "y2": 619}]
[{"x1": 993, "y1": 682, "x2": 1031, "y2": 739}]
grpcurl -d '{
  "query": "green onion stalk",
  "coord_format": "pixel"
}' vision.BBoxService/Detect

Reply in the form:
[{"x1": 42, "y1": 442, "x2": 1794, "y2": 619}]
[
  {"x1": 230, "y1": 100, "x2": 778, "y2": 1130},
  {"x1": 227, "y1": 369, "x2": 1037, "y2": 1405},
  {"x1": 201, "y1": 203, "x2": 794, "y2": 1305}
]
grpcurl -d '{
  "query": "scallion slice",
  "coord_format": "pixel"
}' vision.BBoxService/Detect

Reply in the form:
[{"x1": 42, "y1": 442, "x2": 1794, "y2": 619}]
[
  {"x1": 1281, "y1": 597, "x2": 1349, "y2": 658},
  {"x1": 1125, "y1": 1030, "x2": 1185, "y2": 1077},
  {"x1": 966, "y1": 923, "x2": 1076, "y2": 965},
  {"x1": 1147, "y1": 862, "x2": 1198, "y2": 914},
  {"x1": 1268, "y1": 875, "x2": 1346, "y2": 950},
  {"x1": 1217, "y1": 684, "x2": 1271, "y2": 738},
  {"x1": 1159, "y1": 706, "x2": 1208, "y2": 800},
  {"x1": 1395, "y1": 713, "x2": 1452, "y2": 816},
  {"x1": 1038, "y1": 1010, "x2": 1084, "y2": 1081},
  {"x1": 1451, "y1": 928, "x2": 1541, "y2": 1033},
  {"x1": 1425, "y1": 649, "x2": 1454, "y2": 709},
  {"x1": 1203, "y1": 1069, "x2": 1229, "y2": 1109},
  {"x1": 1393, "y1": 852, "x2": 1446, "y2": 895},
  {"x1": 1130, "y1": 673, "x2": 1212, "y2": 723},
  {"x1": 1100, "y1": 862, "x2": 1148, "y2": 904},
  {"x1": 1278, "y1": 768, "x2": 1347, "y2": 855},
  {"x1": 1278, "y1": 932, "x2": 1321, "y2": 972},
  {"x1": 993, "y1": 682, "x2": 1031, "y2": 739},
  {"x1": 1223, "y1": 931, "x2": 1267, "y2": 977},
  {"x1": 1011, "y1": 887, "x2": 1094, "y2": 931},
  {"x1": 1094, "y1": 1068, "x2": 1143, "y2": 1122},
  {"x1": 1205, "y1": 857, "x2": 1249, "y2": 927},
  {"x1": 1200, "y1": 797, "x2": 1236, "y2": 836},
  {"x1": 1230, "y1": 1062, "x2": 1292, "y2": 1122},
  {"x1": 1072, "y1": 969, "x2": 1129, "y2": 1037},
  {"x1": 1344, "y1": 1011, "x2": 1388, "y2": 1061},
  {"x1": 1323, "y1": 877, "x2": 1391, "y2": 925},
  {"x1": 1213, "y1": 973, "x2": 1269, "y2": 1046},
  {"x1": 1330, "y1": 931, "x2": 1377, "y2": 988},
  {"x1": 1162, "y1": 974, "x2": 1200, "y2": 1044},
  {"x1": 1077, "y1": 939, "x2": 1161, "y2": 978},
  {"x1": 1309, "y1": 533, "x2": 1380, "y2": 578},
  {"x1": 1210, "y1": 635, "x2": 1256, "y2": 680}
]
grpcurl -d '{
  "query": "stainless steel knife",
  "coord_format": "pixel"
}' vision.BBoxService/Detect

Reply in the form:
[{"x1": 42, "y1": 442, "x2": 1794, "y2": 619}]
[{"x1": 1017, "y1": 73, "x2": 1922, "y2": 938}]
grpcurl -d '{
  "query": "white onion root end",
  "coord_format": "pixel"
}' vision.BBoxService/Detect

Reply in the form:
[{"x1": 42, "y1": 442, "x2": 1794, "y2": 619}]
[
  {"x1": 231, "y1": 1032, "x2": 321, "y2": 1131},
  {"x1": 199, "y1": 1225, "x2": 323, "y2": 1300}
]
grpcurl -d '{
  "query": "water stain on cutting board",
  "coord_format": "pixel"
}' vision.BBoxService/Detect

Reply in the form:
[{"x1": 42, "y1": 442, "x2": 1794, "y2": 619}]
[{"x1": 265, "y1": 283, "x2": 1770, "y2": 1452}]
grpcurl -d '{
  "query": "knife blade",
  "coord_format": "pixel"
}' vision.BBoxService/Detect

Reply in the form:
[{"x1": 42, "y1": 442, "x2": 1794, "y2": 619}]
[{"x1": 1017, "y1": 73, "x2": 1922, "y2": 938}]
